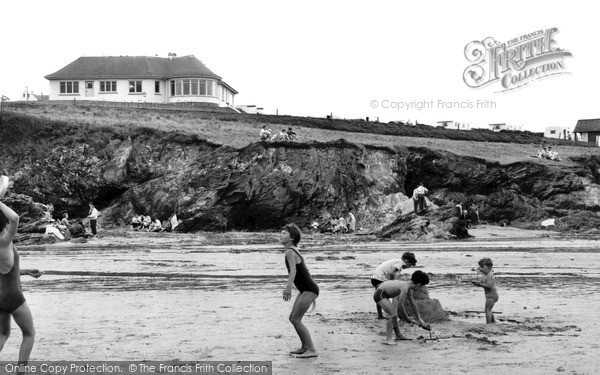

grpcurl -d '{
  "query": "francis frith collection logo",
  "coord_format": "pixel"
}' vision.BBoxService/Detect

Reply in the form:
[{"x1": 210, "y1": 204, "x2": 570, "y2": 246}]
[{"x1": 463, "y1": 28, "x2": 572, "y2": 92}]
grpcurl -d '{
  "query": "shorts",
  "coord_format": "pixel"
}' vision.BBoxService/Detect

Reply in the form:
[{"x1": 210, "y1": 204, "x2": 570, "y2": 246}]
[
  {"x1": 373, "y1": 288, "x2": 389, "y2": 303},
  {"x1": 371, "y1": 278, "x2": 383, "y2": 288}
]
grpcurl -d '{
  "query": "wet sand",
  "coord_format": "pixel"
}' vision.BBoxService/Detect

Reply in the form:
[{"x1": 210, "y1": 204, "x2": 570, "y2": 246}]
[{"x1": 5, "y1": 226, "x2": 600, "y2": 374}]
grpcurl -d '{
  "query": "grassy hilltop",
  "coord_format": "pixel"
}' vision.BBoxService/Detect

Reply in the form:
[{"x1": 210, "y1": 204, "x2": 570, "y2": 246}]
[{"x1": 3, "y1": 101, "x2": 599, "y2": 165}]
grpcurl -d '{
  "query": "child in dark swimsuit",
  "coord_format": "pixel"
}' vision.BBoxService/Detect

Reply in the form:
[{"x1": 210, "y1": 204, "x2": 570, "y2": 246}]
[
  {"x1": 282, "y1": 223, "x2": 318, "y2": 359},
  {"x1": 0, "y1": 180, "x2": 43, "y2": 364}
]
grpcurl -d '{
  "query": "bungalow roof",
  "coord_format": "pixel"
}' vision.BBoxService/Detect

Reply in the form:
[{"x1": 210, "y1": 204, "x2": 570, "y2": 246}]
[
  {"x1": 44, "y1": 55, "x2": 222, "y2": 81},
  {"x1": 574, "y1": 119, "x2": 600, "y2": 133}
]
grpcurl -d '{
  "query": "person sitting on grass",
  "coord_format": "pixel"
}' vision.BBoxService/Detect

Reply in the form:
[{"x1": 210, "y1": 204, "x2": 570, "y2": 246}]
[
  {"x1": 472, "y1": 257, "x2": 499, "y2": 324},
  {"x1": 259, "y1": 126, "x2": 272, "y2": 141},
  {"x1": 547, "y1": 147, "x2": 561, "y2": 161},
  {"x1": 287, "y1": 127, "x2": 297, "y2": 140},
  {"x1": 373, "y1": 270, "x2": 430, "y2": 345}
]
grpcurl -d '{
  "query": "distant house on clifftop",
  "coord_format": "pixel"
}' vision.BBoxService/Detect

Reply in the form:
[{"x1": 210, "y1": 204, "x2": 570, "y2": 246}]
[
  {"x1": 574, "y1": 119, "x2": 600, "y2": 146},
  {"x1": 436, "y1": 120, "x2": 471, "y2": 130},
  {"x1": 44, "y1": 54, "x2": 237, "y2": 108},
  {"x1": 488, "y1": 123, "x2": 523, "y2": 132},
  {"x1": 544, "y1": 126, "x2": 572, "y2": 140}
]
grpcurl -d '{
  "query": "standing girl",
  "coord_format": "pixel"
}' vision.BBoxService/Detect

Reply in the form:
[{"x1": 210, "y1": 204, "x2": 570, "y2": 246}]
[
  {"x1": 281, "y1": 223, "x2": 319, "y2": 358},
  {"x1": 0, "y1": 177, "x2": 42, "y2": 364}
]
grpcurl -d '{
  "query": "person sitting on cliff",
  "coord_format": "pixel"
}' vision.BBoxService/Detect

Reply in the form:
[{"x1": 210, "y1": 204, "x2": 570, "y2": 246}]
[
  {"x1": 547, "y1": 147, "x2": 561, "y2": 161},
  {"x1": 277, "y1": 129, "x2": 289, "y2": 141},
  {"x1": 287, "y1": 127, "x2": 297, "y2": 140},
  {"x1": 259, "y1": 126, "x2": 272, "y2": 141}
]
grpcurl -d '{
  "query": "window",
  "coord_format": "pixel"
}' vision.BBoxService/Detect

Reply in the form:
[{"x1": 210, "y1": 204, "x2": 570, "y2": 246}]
[
  {"x1": 155, "y1": 81, "x2": 160, "y2": 94},
  {"x1": 99, "y1": 81, "x2": 117, "y2": 92},
  {"x1": 129, "y1": 81, "x2": 142, "y2": 93},
  {"x1": 169, "y1": 79, "x2": 215, "y2": 96},
  {"x1": 59, "y1": 81, "x2": 79, "y2": 94},
  {"x1": 550, "y1": 130, "x2": 556, "y2": 134}
]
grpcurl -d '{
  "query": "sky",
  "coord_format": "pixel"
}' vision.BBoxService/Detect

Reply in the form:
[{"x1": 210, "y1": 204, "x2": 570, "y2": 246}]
[{"x1": 1, "y1": 0, "x2": 598, "y2": 132}]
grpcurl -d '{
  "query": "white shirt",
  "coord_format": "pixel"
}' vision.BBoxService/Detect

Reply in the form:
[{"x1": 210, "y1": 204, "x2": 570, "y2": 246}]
[
  {"x1": 413, "y1": 185, "x2": 428, "y2": 199},
  {"x1": 372, "y1": 259, "x2": 405, "y2": 281},
  {"x1": 88, "y1": 207, "x2": 99, "y2": 220}
]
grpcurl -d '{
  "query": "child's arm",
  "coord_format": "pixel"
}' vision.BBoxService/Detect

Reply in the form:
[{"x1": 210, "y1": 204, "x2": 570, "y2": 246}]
[
  {"x1": 20, "y1": 269, "x2": 43, "y2": 278},
  {"x1": 407, "y1": 290, "x2": 428, "y2": 327},
  {"x1": 0, "y1": 201, "x2": 19, "y2": 245},
  {"x1": 396, "y1": 287, "x2": 412, "y2": 321},
  {"x1": 473, "y1": 272, "x2": 495, "y2": 289}
]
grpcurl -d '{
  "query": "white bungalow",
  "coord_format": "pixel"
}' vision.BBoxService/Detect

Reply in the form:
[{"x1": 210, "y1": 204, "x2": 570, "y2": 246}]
[
  {"x1": 44, "y1": 54, "x2": 237, "y2": 107},
  {"x1": 436, "y1": 120, "x2": 471, "y2": 130},
  {"x1": 573, "y1": 119, "x2": 600, "y2": 146},
  {"x1": 544, "y1": 126, "x2": 572, "y2": 140},
  {"x1": 488, "y1": 123, "x2": 523, "y2": 132}
]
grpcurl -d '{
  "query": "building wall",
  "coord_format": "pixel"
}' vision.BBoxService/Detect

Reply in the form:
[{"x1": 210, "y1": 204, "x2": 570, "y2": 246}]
[
  {"x1": 578, "y1": 131, "x2": 600, "y2": 145},
  {"x1": 544, "y1": 127, "x2": 572, "y2": 139},
  {"x1": 49, "y1": 79, "x2": 235, "y2": 107}
]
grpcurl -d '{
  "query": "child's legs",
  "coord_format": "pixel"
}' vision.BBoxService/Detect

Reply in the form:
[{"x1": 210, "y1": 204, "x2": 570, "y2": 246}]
[
  {"x1": 372, "y1": 280, "x2": 384, "y2": 318},
  {"x1": 484, "y1": 297, "x2": 496, "y2": 324},
  {"x1": 377, "y1": 300, "x2": 396, "y2": 340},
  {"x1": 289, "y1": 292, "x2": 317, "y2": 351}
]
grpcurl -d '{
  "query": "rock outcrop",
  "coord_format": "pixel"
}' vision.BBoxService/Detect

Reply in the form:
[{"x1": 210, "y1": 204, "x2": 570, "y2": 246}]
[{"x1": 3, "y1": 112, "x2": 600, "y2": 235}]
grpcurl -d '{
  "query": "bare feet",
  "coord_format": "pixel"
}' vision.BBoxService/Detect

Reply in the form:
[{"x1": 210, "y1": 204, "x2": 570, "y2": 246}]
[
  {"x1": 289, "y1": 348, "x2": 306, "y2": 355},
  {"x1": 295, "y1": 350, "x2": 318, "y2": 358},
  {"x1": 383, "y1": 340, "x2": 397, "y2": 346},
  {"x1": 395, "y1": 334, "x2": 411, "y2": 341},
  {"x1": 377, "y1": 315, "x2": 386, "y2": 320}
]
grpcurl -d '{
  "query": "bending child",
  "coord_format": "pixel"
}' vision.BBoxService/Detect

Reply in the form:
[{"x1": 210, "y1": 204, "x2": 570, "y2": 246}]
[
  {"x1": 472, "y1": 257, "x2": 499, "y2": 324},
  {"x1": 370, "y1": 253, "x2": 417, "y2": 319},
  {"x1": 373, "y1": 270, "x2": 430, "y2": 345}
]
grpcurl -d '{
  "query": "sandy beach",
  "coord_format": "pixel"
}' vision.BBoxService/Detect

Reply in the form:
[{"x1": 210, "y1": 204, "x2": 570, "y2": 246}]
[{"x1": 3, "y1": 226, "x2": 599, "y2": 374}]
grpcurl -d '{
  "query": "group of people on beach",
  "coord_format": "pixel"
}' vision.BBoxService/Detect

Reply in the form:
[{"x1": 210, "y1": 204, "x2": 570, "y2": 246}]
[
  {"x1": 40, "y1": 202, "x2": 101, "y2": 241},
  {"x1": 279, "y1": 222, "x2": 499, "y2": 358},
  {"x1": 0, "y1": 173, "x2": 499, "y2": 364}
]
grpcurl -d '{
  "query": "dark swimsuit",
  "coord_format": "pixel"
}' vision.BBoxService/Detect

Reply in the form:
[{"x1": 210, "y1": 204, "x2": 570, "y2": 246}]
[
  {"x1": 0, "y1": 246, "x2": 26, "y2": 313},
  {"x1": 285, "y1": 248, "x2": 319, "y2": 296}
]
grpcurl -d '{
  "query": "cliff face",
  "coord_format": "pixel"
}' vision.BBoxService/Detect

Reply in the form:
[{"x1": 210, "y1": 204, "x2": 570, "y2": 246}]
[{"x1": 2, "y1": 112, "x2": 600, "y2": 234}]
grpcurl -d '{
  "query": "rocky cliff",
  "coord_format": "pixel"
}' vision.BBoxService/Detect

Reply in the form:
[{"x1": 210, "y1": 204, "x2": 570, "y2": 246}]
[{"x1": 2, "y1": 112, "x2": 600, "y2": 236}]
